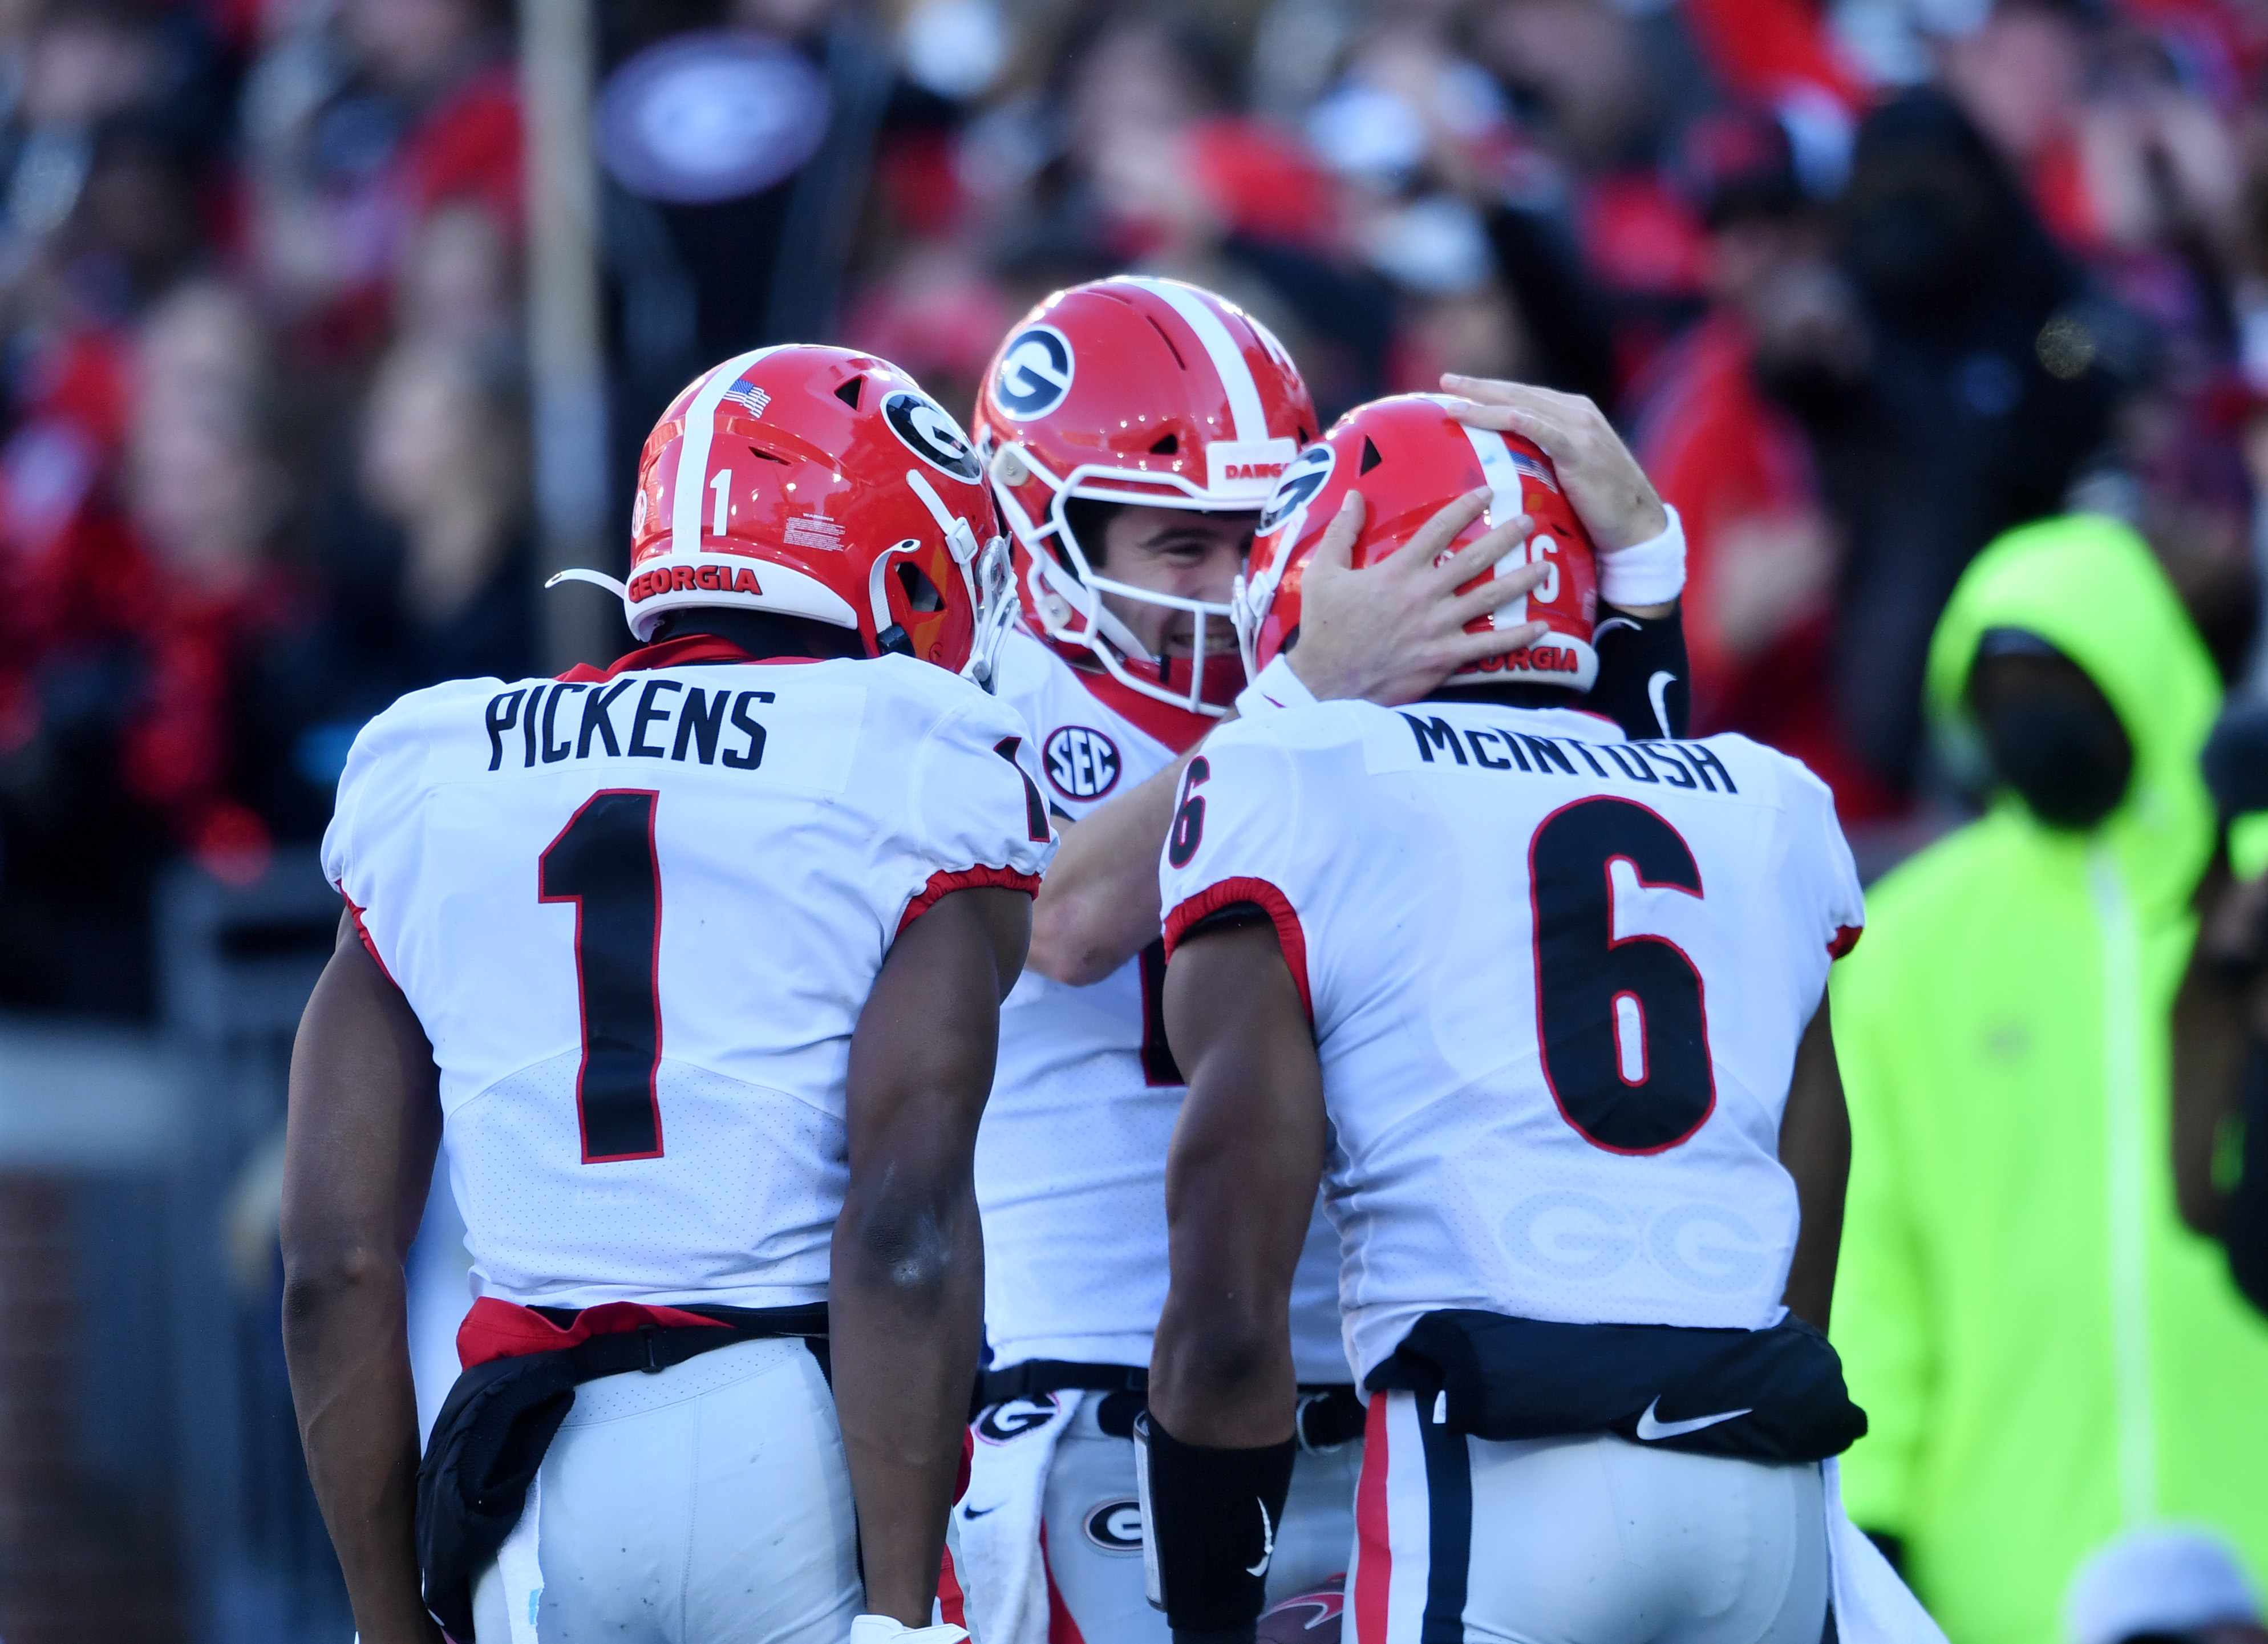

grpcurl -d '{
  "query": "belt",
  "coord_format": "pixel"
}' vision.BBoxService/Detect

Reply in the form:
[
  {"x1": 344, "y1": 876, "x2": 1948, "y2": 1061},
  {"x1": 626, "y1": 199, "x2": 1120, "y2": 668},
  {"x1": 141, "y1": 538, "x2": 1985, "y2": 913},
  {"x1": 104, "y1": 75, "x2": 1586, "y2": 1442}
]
[{"x1": 974, "y1": 1360, "x2": 1368, "y2": 1450}]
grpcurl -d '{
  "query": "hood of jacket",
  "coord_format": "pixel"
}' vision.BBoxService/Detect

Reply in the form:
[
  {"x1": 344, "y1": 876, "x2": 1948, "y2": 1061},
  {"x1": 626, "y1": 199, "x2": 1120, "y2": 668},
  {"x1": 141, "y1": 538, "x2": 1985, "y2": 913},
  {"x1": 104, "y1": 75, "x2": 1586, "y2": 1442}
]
[{"x1": 1924, "y1": 512, "x2": 2221, "y2": 914}]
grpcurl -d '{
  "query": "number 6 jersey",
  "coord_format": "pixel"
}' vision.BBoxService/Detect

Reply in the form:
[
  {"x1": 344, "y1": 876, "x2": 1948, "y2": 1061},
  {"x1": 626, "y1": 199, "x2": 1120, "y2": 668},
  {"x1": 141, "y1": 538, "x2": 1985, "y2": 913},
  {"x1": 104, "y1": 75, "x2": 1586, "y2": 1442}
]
[
  {"x1": 321, "y1": 643, "x2": 1055, "y2": 1313},
  {"x1": 1156, "y1": 697, "x2": 1863, "y2": 1386}
]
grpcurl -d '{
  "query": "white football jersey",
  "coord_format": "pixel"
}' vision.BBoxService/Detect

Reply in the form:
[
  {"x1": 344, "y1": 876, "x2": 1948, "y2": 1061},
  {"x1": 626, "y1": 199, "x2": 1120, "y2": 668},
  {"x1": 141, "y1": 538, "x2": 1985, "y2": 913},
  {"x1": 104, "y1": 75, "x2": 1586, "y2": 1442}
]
[
  {"x1": 1157, "y1": 699, "x2": 1864, "y2": 1384},
  {"x1": 978, "y1": 628, "x2": 1350, "y2": 1382},
  {"x1": 322, "y1": 650, "x2": 1055, "y2": 1313}
]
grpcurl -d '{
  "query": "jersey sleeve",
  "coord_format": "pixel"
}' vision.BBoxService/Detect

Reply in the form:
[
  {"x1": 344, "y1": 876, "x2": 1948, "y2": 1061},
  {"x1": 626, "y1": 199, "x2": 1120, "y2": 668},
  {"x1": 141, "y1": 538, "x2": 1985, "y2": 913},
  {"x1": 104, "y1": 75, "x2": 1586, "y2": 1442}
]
[
  {"x1": 894, "y1": 683, "x2": 1059, "y2": 933},
  {"x1": 1233, "y1": 653, "x2": 1319, "y2": 718},
  {"x1": 1780, "y1": 760, "x2": 1864, "y2": 961},
  {"x1": 1156, "y1": 724, "x2": 1319, "y2": 1021},
  {"x1": 318, "y1": 700, "x2": 426, "y2": 981}
]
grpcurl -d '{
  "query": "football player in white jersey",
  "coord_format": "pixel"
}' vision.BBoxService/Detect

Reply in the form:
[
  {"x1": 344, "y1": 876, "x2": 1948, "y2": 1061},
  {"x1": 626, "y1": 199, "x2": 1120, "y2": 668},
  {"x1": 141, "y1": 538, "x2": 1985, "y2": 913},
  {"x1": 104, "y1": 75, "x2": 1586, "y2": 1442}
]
[
  {"x1": 1141, "y1": 396, "x2": 1939, "y2": 1644},
  {"x1": 950, "y1": 277, "x2": 1700, "y2": 1644},
  {"x1": 281, "y1": 345, "x2": 1052, "y2": 1644}
]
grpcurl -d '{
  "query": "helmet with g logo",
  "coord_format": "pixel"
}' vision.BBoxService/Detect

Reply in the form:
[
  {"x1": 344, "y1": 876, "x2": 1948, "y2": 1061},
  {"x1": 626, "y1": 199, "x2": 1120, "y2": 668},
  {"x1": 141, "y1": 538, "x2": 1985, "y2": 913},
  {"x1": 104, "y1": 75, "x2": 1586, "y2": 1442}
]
[
  {"x1": 551, "y1": 345, "x2": 1015, "y2": 685},
  {"x1": 1237, "y1": 395, "x2": 1600, "y2": 690}
]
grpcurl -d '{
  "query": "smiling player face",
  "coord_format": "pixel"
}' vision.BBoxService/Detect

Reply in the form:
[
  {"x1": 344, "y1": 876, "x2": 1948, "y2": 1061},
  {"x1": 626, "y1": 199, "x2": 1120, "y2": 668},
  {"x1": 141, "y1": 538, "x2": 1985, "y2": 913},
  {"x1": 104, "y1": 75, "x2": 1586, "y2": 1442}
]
[{"x1": 1091, "y1": 505, "x2": 1253, "y2": 660}]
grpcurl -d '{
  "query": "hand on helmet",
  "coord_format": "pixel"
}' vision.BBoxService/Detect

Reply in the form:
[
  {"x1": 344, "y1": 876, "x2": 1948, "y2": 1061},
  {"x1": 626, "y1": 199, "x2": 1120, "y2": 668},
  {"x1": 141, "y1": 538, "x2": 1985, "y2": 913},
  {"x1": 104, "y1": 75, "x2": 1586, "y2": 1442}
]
[
  {"x1": 1286, "y1": 488, "x2": 1549, "y2": 707},
  {"x1": 1439, "y1": 376, "x2": 1670, "y2": 555}
]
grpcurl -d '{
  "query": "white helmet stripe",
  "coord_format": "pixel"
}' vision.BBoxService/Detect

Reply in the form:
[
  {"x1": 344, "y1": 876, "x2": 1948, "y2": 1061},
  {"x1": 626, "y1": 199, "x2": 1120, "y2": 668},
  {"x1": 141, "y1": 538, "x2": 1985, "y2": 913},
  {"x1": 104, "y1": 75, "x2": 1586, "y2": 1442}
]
[
  {"x1": 1457, "y1": 420, "x2": 1532, "y2": 627},
  {"x1": 670, "y1": 345, "x2": 789, "y2": 557},
  {"x1": 1117, "y1": 277, "x2": 1268, "y2": 444}
]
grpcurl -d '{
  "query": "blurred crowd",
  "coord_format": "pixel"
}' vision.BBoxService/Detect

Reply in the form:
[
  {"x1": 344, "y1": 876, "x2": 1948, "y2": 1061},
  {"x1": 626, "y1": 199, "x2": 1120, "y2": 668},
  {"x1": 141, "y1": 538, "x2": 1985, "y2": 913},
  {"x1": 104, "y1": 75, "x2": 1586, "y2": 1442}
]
[
  {"x1": 0, "y1": 1, "x2": 2263, "y2": 1638},
  {"x1": 0, "y1": 0, "x2": 2259, "y2": 1022}
]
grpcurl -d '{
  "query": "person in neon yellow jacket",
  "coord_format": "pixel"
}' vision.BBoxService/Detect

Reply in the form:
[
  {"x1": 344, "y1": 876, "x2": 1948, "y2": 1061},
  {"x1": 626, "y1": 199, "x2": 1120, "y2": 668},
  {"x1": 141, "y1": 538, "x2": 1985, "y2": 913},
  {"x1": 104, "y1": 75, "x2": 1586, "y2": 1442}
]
[{"x1": 1830, "y1": 512, "x2": 2268, "y2": 1644}]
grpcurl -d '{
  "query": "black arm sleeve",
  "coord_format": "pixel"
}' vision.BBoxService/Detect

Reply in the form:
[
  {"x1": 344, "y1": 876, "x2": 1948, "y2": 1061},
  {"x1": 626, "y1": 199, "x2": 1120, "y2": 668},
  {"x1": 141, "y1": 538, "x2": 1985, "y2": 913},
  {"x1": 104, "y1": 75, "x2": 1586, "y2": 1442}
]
[
  {"x1": 1587, "y1": 602, "x2": 1690, "y2": 740},
  {"x1": 1135, "y1": 1413, "x2": 1297, "y2": 1644}
]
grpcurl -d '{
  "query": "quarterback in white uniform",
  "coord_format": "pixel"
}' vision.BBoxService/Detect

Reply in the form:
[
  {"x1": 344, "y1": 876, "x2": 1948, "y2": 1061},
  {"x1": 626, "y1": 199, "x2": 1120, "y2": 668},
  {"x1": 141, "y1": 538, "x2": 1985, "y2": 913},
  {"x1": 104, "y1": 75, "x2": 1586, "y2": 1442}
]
[
  {"x1": 952, "y1": 280, "x2": 1700, "y2": 1644},
  {"x1": 282, "y1": 346, "x2": 1050, "y2": 1644},
  {"x1": 1140, "y1": 398, "x2": 1930, "y2": 1644}
]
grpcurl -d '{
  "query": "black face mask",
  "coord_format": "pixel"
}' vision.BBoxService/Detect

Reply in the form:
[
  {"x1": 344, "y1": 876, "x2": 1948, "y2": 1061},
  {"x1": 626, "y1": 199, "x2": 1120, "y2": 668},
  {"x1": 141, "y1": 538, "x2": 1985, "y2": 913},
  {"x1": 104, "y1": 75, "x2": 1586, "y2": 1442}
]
[{"x1": 1977, "y1": 691, "x2": 2134, "y2": 831}]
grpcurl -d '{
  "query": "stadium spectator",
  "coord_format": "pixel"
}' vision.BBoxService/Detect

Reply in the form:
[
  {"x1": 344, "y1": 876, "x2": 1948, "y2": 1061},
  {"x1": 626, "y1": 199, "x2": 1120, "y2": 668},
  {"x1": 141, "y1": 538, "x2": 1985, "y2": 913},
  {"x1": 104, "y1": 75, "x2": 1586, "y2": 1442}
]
[
  {"x1": 2172, "y1": 700, "x2": 2268, "y2": 1318},
  {"x1": 1830, "y1": 512, "x2": 2268, "y2": 1644},
  {"x1": 1629, "y1": 105, "x2": 1889, "y2": 817},
  {"x1": 272, "y1": 336, "x2": 534, "y2": 811},
  {"x1": 1804, "y1": 86, "x2": 2120, "y2": 797}
]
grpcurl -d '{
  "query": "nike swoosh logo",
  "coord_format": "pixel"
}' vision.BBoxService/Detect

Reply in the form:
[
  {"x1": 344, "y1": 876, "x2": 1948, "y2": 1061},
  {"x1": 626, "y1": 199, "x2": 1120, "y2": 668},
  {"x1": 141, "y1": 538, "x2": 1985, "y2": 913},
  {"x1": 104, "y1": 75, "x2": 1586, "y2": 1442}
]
[
  {"x1": 1245, "y1": 1500, "x2": 1275, "y2": 1577},
  {"x1": 1647, "y1": 671, "x2": 1675, "y2": 740},
  {"x1": 1634, "y1": 1398, "x2": 1751, "y2": 1441},
  {"x1": 963, "y1": 1501, "x2": 1003, "y2": 1519}
]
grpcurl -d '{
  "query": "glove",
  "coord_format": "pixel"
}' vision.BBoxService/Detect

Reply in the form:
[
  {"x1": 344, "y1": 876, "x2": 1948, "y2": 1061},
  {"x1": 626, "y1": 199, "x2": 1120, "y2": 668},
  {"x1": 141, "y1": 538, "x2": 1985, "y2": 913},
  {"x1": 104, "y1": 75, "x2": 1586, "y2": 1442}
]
[{"x1": 847, "y1": 1617, "x2": 970, "y2": 1644}]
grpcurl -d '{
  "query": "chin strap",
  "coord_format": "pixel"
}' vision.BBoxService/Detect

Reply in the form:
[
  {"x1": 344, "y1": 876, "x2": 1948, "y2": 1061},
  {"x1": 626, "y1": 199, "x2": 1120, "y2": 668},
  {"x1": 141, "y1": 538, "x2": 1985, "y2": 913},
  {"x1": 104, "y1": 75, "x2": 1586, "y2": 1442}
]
[
  {"x1": 545, "y1": 568, "x2": 630, "y2": 598},
  {"x1": 963, "y1": 534, "x2": 1016, "y2": 691}
]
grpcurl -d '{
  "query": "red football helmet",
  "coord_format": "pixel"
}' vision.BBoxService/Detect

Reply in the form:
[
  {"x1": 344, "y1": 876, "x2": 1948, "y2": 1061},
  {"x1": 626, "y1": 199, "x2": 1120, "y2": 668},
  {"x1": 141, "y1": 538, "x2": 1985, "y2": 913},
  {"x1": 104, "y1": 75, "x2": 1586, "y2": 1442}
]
[
  {"x1": 551, "y1": 345, "x2": 1014, "y2": 682},
  {"x1": 971, "y1": 277, "x2": 1318, "y2": 717},
  {"x1": 1237, "y1": 395, "x2": 1600, "y2": 690}
]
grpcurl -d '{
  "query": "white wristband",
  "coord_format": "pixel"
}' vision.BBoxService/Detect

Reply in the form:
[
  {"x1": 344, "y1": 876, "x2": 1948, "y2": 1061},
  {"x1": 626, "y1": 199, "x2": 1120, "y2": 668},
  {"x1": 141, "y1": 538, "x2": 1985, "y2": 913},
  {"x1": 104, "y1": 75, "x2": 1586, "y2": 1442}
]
[
  {"x1": 1598, "y1": 504, "x2": 1686, "y2": 608},
  {"x1": 1234, "y1": 652, "x2": 1319, "y2": 717}
]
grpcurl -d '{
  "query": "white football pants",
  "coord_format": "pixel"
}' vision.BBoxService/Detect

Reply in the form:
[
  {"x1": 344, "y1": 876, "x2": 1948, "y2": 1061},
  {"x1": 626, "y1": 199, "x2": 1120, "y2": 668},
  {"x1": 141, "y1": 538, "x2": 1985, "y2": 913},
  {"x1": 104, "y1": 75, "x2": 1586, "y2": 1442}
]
[
  {"x1": 1042, "y1": 1391, "x2": 1363, "y2": 1643},
  {"x1": 1350, "y1": 1392, "x2": 1828, "y2": 1644},
  {"x1": 471, "y1": 1336, "x2": 861, "y2": 1644}
]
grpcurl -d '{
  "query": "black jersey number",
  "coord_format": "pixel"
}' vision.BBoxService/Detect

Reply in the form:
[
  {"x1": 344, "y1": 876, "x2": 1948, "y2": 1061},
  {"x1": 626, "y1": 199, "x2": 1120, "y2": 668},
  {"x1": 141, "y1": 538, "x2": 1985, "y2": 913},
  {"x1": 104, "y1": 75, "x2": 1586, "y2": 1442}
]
[
  {"x1": 540, "y1": 789, "x2": 665, "y2": 1163},
  {"x1": 1529, "y1": 796, "x2": 1714, "y2": 1153}
]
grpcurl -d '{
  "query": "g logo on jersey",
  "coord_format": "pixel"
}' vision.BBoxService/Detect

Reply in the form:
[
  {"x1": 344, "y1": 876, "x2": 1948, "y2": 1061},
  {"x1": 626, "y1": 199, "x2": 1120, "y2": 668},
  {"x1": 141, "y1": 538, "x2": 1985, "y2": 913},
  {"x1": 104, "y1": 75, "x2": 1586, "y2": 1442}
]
[
  {"x1": 882, "y1": 390, "x2": 983, "y2": 480},
  {"x1": 976, "y1": 1395, "x2": 1059, "y2": 1443},
  {"x1": 1043, "y1": 725, "x2": 1121, "y2": 800},
  {"x1": 1258, "y1": 444, "x2": 1335, "y2": 542},
  {"x1": 1083, "y1": 1499, "x2": 1144, "y2": 1553},
  {"x1": 993, "y1": 325, "x2": 1075, "y2": 420}
]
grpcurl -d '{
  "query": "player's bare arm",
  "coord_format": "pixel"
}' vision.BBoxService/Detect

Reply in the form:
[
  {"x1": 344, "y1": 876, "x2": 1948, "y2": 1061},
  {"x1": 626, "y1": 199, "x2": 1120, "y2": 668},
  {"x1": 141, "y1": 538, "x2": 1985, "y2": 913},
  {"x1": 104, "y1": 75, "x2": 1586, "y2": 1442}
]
[
  {"x1": 834, "y1": 884, "x2": 1031, "y2": 1625},
  {"x1": 1133, "y1": 916, "x2": 1323, "y2": 1643},
  {"x1": 1778, "y1": 993, "x2": 1851, "y2": 1332},
  {"x1": 1027, "y1": 492, "x2": 1548, "y2": 987},
  {"x1": 281, "y1": 912, "x2": 445, "y2": 1644},
  {"x1": 1440, "y1": 374, "x2": 1678, "y2": 621},
  {"x1": 1147, "y1": 914, "x2": 1327, "y2": 1445}
]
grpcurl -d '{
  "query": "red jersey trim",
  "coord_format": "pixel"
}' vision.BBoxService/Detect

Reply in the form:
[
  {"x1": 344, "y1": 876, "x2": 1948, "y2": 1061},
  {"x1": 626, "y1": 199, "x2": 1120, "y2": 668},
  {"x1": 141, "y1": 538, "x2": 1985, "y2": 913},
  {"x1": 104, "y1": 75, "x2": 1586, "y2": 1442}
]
[
  {"x1": 1055, "y1": 650, "x2": 1222, "y2": 753},
  {"x1": 1161, "y1": 875, "x2": 1313, "y2": 1022},
  {"x1": 1828, "y1": 924, "x2": 1862, "y2": 960},
  {"x1": 337, "y1": 886, "x2": 398, "y2": 988},
  {"x1": 557, "y1": 634, "x2": 831, "y2": 682},
  {"x1": 897, "y1": 865, "x2": 1045, "y2": 935},
  {"x1": 455, "y1": 1295, "x2": 730, "y2": 1370}
]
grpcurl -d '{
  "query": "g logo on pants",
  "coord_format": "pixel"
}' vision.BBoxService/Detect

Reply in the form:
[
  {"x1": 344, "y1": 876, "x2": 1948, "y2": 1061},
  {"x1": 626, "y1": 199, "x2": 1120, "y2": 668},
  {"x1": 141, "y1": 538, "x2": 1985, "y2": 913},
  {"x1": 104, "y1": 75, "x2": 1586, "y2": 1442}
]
[{"x1": 1083, "y1": 1499, "x2": 1144, "y2": 1553}]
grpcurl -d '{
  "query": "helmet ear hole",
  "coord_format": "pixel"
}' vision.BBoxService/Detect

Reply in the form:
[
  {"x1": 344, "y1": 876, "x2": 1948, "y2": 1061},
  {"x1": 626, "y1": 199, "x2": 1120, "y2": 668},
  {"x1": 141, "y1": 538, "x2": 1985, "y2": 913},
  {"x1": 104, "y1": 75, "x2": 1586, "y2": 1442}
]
[
  {"x1": 1149, "y1": 432, "x2": 1178, "y2": 455},
  {"x1": 896, "y1": 561, "x2": 945, "y2": 612}
]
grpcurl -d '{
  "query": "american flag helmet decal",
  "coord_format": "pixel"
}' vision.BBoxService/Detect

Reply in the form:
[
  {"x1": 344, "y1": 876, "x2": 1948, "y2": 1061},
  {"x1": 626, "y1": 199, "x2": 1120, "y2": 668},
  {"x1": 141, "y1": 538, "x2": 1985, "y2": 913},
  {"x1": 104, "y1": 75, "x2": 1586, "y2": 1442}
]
[
  {"x1": 1507, "y1": 448, "x2": 1559, "y2": 492},
  {"x1": 720, "y1": 375, "x2": 771, "y2": 416}
]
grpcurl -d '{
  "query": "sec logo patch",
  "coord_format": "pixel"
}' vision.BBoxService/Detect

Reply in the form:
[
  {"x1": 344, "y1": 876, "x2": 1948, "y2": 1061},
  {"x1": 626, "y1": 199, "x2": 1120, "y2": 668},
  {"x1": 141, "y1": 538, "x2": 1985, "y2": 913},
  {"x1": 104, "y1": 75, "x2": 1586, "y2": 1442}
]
[
  {"x1": 1083, "y1": 1499, "x2": 1144, "y2": 1552},
  {"x1": 1044, "y1": 725, "x2": 1121, "y2": 800}
]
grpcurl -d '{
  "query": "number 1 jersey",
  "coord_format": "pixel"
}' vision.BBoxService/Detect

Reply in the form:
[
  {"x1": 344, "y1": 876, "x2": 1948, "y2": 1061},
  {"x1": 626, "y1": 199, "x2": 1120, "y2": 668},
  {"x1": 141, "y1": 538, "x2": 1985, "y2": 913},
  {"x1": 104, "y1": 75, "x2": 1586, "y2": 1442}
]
[
  {"x1": 1157, "y1": 698, "x2": 1863, "y2": 1386},
  {"x1": 322, "y1": 651, "x2": 1055, "y2": 1313}
]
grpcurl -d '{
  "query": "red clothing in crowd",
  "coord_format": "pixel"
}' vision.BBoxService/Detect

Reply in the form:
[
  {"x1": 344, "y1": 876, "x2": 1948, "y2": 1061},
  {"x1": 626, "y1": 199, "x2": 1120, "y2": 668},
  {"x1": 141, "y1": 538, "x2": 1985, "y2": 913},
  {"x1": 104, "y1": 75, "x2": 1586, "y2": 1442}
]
[{"x1": 1631, "y1": 310, "x2": 1900, "y2": 821}]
